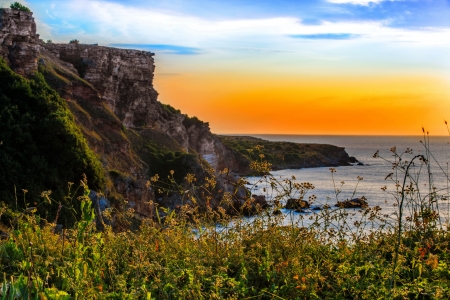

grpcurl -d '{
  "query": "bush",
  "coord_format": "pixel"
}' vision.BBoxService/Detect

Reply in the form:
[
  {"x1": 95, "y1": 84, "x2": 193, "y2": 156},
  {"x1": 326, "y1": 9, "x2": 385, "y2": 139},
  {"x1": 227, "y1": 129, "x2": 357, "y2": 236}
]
[
  {"x1": 0, "y1": 58, "x2": 105, "y2": 225},
  {"x1": 182, "y1": 115, "x2": 206, "y2": 129},
  {"x1": 69, "y1": 39, "x2": 79, "y2": 44},
  {"x1": 9, "y1": 2, "x2": 30, "y2": 12}
]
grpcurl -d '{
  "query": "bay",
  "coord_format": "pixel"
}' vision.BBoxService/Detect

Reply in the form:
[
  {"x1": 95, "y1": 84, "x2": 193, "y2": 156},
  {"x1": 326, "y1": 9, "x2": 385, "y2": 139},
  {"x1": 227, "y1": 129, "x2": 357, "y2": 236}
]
[{"x1": 243, "y1": 135, "x2": 450, "y2": 226}]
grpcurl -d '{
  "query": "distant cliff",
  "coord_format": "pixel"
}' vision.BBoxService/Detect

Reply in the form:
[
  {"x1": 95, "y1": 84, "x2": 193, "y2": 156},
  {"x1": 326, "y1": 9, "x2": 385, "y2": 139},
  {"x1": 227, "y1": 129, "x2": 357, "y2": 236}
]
[
  {"x1": 0, "y1": 8, "x2": 357, "y2": 219},
  {"x1": 220, "y1": 136, "x2": 358, "y2": 173}
]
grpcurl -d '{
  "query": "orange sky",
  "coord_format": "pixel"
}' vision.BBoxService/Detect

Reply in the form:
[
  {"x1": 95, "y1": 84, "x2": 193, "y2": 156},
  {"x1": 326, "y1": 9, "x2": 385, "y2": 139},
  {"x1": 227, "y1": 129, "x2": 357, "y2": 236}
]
[{"x1": 155, "y1": 70, "x2": 450, "y2": 135}]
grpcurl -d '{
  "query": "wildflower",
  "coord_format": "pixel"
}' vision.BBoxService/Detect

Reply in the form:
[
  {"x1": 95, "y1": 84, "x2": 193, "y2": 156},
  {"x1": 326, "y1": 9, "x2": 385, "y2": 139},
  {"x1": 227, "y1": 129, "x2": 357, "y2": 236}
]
[{"x1": 185, "y1": 173, "x2": 196, "y2": 183}]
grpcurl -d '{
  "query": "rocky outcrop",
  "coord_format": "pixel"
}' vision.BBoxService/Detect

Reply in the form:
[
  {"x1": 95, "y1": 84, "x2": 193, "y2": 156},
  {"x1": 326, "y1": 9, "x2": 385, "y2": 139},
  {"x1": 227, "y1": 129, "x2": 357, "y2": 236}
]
[
  {"x1": 43, "y1": 43, "x2": 244, "y2": 175},
  {"x1": 44, "y1": 44, "x2": 159, "y2": 128},
  {"x1": 335, "y1": 197, "x2": 368, "y2": 209},
  {"x1": 285, "y1": 198, "x2": 310, "y2": 210},
  {"x1": 0, "y1": 8, "x2": 40, "y2": 76}
]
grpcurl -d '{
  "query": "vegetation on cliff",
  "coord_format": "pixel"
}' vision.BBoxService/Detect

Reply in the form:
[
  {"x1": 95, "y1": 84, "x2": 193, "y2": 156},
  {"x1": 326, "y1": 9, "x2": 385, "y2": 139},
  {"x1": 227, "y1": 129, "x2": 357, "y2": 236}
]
[
  {"x1": 9, "y1": 2, "x2": 30, "y2": 12},
  {"x1": 0, "y1": 59, "x2": 105, "y2": 225},
  {"x1": 220, "y1": 135, "x2": 357, "y2": 173}
]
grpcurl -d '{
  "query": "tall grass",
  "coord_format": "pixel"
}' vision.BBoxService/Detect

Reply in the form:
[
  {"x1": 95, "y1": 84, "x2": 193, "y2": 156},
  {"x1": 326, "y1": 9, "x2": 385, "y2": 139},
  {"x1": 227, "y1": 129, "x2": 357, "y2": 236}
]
[{"x1": 1, "y1": 133, "x2": 450, "y2": 299}]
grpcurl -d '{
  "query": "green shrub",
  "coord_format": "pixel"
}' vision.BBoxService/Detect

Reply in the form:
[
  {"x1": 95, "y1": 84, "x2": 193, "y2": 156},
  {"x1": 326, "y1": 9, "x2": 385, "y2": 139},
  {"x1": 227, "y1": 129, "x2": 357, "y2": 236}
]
[
  {"x1": 0, "y1": 58, "x2": 105, "y2": 225},
  {"x1": 69, "y1": 39, "x2": 79, "y2": 44},
  {"x1": 183, "y1": 115, "x2": 206, "y2": 129},
  {"x1": 9, "y1": 2, "x2": 30, "y2": 12},
  {"x1": 161, "y1": 103, "x2": 181, "y2": 115}
]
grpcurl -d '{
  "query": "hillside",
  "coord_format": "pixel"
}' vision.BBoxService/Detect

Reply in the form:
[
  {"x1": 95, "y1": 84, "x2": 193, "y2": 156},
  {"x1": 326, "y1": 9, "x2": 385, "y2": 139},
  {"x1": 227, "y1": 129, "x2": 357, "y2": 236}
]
[{"x1": 220, "y1": 135, "x2": 357, "y2": 173}]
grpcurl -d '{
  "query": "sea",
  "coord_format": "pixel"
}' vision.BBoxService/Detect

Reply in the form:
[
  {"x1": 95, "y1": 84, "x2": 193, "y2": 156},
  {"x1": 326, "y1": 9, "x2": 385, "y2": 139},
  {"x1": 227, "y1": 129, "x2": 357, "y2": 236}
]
[{"x1": 242, "y1": 135, "x2": 450, "y2": 228}]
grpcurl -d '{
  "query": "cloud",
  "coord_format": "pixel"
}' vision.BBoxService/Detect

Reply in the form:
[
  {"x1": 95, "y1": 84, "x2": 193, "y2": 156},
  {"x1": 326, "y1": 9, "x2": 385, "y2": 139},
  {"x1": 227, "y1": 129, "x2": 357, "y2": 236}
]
[
  {"x1": 290, "y1": 33, "x2": 360, "y2": 40},
  {"x1": 220, "y1": 46, "x2": 295, "y2": 53},
  {"x1": 327, "y1": 0, "x2": 384, "y2": 5},
  {"x1": 35, "y1": 0, "x2": 450, "y2": 50},
  {"x1": 111, "y1": 44, "x2": 201, "y2": 55},
  {"x1": 45, "y1": 9, "x2": 55, "y2": 19}
]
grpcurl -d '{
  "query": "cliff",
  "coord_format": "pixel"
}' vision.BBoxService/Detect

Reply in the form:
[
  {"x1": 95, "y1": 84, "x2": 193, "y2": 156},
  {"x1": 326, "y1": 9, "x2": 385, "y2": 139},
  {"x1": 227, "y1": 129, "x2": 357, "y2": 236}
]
[
  {"x1": 220, "y1": 135, "x2": 358, "y2": 173},
  {"x1": 0, "y1": 8, "x2": 247, "y2": 219},
  {"x1": 0, "y1": 8, "x2": 357, "y2": 220}
]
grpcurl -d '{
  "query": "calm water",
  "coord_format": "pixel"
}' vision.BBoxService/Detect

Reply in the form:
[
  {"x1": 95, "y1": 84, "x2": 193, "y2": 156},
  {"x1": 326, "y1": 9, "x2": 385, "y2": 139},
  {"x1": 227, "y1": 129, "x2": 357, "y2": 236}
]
[{"x1": 244, "y1": 135, "x2": 450, "y2": 225}]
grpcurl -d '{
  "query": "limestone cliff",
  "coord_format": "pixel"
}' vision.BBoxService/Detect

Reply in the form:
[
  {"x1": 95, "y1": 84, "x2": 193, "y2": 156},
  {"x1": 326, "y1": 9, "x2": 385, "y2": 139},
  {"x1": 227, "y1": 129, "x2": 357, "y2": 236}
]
[
  {"x1": 0, "y1": 8, "x2": 356, "y2": 219},
  {"x1": 42, "y1": 43, "x2": 245, "y2": 174},
  {"x1": 0, "y1": 8, "x2": 40, "y2": 76},
  {"x1": 0, "y1": 8, "x2": 246, "y2": 217}
]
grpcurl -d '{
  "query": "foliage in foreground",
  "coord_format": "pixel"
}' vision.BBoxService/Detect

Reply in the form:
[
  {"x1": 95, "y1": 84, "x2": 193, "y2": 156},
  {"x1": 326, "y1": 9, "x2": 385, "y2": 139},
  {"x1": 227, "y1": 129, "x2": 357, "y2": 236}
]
[{"x1": 2, "y1": 139, "x2": 450, "y2": 299}]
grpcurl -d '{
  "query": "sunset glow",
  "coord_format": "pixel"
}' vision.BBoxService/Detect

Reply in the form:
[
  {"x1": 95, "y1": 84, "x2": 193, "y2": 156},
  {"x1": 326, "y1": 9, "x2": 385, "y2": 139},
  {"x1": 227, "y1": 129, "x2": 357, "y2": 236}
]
[{"x1": 155, "y1": 70, "x2": 450, "y2": 135}]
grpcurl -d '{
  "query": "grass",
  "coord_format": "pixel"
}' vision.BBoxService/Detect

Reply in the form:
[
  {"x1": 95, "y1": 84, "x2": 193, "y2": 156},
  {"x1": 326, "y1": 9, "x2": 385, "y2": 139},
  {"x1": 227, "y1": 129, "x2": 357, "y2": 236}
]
[{"x1": 2, "y1": 133, "x2": 450, "y2": 299}]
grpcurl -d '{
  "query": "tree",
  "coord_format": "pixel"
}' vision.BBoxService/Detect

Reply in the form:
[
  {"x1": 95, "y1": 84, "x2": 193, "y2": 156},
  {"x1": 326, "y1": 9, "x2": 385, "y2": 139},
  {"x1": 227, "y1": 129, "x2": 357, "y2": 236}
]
[{"x1": 9, "y1": 2, "x2": 31, "y2": 12}]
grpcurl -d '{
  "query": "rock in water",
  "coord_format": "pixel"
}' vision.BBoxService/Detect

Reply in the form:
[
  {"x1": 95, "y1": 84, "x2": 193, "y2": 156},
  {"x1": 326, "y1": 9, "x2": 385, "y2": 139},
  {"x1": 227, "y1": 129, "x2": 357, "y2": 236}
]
[
  {"x1": 285, "y1": 198, "x2": 310, "y2": 210},
  {"x1": 335, "y1": 197, "x2": 368, "y2": 208}
]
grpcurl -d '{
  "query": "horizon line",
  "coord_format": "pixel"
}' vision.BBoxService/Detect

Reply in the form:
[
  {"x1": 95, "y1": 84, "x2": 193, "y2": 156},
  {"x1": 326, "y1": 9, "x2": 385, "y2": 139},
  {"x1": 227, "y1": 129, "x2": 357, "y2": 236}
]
[{"x1": 218, "y1": 133, "x2": 450, "y2": 137}]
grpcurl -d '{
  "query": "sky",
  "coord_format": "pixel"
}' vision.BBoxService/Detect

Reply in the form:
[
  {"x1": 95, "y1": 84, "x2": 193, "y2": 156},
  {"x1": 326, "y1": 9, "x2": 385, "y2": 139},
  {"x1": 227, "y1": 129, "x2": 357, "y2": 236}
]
[{"x1": 2, "y1": 0, "x2": 450, "y2": 135}]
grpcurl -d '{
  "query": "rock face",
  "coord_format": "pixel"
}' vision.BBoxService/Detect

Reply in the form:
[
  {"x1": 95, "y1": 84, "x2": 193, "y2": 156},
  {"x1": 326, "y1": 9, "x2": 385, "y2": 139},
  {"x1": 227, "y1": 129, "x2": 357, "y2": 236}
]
[
  {"x1": 43, "y1": 43, "x2": 244, "y2": 174},
  {"x1": 44, "y1": 44, "x2": 159, "y2": 129},
  {"x1": 0, "y1": 8, "x2": 40, "y2": 76}
]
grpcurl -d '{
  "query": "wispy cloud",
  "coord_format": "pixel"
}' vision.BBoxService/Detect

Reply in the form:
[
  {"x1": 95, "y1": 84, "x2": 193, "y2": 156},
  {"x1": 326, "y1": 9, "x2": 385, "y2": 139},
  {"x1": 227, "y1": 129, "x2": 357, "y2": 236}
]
[
  {"x1": 327, "y1": 0, "x2": 384, "y2": 5},
  {"x1": 111, "y1": 44, "x2": 201, "y2": 55},
  {"x1": 290, "y1": 33, "x2": 360, "y2": 40},
  {"x1": 38, "y1": 0, "x2": 450, "y2": 48}
]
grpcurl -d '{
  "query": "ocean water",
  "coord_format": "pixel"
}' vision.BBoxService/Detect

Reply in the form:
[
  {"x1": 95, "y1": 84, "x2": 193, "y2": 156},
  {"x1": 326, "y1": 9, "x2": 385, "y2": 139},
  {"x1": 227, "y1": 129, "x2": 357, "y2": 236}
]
[{"x1": 243, "y1": 135, "x2": 450, "y2": 226}]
